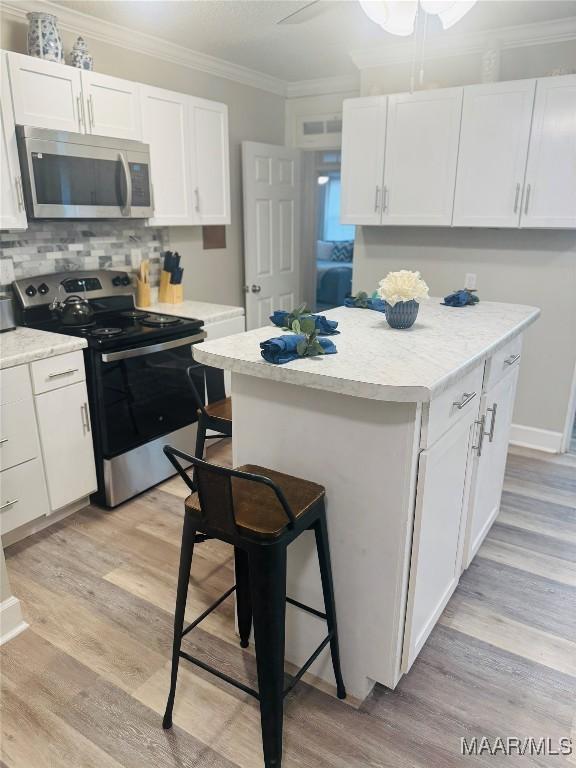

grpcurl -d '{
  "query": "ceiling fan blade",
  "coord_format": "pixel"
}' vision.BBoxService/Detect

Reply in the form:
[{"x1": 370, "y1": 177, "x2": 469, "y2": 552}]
[{"x1": 277, "y1": 0, "x2": 324, "y2": 25}]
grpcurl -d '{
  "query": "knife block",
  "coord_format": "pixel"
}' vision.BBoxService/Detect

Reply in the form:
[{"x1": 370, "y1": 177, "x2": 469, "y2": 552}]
[
  {"x1": 136, "y1": 279, "x2": 151, "y2": 308},
  {"x1": 164, "y1": 283, "x2": 184, "y2": 304}
]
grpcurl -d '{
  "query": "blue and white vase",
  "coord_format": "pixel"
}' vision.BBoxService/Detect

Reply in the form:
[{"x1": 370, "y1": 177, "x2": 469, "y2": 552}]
[
  {"x1": 384, "y1": 300, "x2": 419, "y2": 329},
  {"x1": 69, "y1": 37, "x2": 93, "y2": 71},
  {"x1": 26, "y1": 12, "x2": 64, "y2": 63}
]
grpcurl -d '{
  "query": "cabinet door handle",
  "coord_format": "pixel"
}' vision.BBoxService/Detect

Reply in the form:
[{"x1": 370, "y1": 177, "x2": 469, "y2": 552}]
[
  {"x1": 473, "y1": 415, "x2": 486, "y2": 457},
  {"x1": 453, "y1": 391, "x2": 477, "y2": 410},
  {"x1": 0, "y1": 438, "x2": 8, "y2": 445},
  {"x1": 383, "y1": 185, "x2": 389, "y2": 212},
  {"x1": 194, "y1": 188, "x2": 200, "y2": 212},
  {"x1": 81, "y1": 402, "x2": 91, "y2": 433},
  {"x1": 485, "y1": 402, "x2": 498, "y2": 442},
  {"x1": 374, "y1": 186, "x2": 380, "y2": 212},
  {"x1": 88, "y1": 95, "x2": 95, "y2": 129},
  {"x1": 504, "y1": 353, "x2": 520, "y2": 367},
  {"x1": 513, "y1": 182, "x2": 521, "y2": 213},
  {"x1": 0, "y1": 499, "x2": 19, "y2": 510},
  {"x1": 76, "y1": 95, "x2": 85, "y2": 132},
  {"x1": 524, "y1": 183, "x2": 531, "y2": 214},
  {"x1": 48, "y1": 368, "x2": 79, "y2": 379}
]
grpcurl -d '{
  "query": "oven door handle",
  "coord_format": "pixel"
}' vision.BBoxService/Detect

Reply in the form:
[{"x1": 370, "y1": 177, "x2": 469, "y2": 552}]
[
  {"x1": 119, "y1": 152, "x2": 132, "y2": 217},
  {"x1": 100, "y1": 332, "x2": 206, "y2": 362}
]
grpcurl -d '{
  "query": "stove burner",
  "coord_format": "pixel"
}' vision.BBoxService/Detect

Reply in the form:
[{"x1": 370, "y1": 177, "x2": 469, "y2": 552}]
[
  {"x1": 91, "y1": 327, "x2": 123, "y2": 338},
  {"x1": 140, "y1": 315, "x2": 182, "y2": 327},
  {"x1": 121, "y1": 310, "x2": 149, "y2": 319}
]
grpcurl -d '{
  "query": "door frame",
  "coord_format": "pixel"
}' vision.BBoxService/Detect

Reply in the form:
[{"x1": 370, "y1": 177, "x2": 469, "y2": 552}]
[{"x1": 561, "y1": 359, "x2": 576, "y2": 453}]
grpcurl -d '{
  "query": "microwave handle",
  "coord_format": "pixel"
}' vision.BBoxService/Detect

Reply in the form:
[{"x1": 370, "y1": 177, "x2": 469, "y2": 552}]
[{"x1": 119, "y1": 153, "x2": 132, "y2": 217}]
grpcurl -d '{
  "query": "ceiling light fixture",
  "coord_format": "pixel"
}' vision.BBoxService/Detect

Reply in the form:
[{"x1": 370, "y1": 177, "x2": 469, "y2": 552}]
[{"x1": 358, "y1": 0, "x2": 477, "y2": 36}]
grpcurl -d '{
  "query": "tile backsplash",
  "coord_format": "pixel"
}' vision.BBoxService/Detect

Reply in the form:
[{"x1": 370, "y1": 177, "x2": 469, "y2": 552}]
[{"x1": 0, "y1": 221, "x2": 168, "y2": 291}]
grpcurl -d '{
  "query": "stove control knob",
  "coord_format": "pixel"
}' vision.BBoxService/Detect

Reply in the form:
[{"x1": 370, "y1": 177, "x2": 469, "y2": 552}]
[
  {"x1": 121, "y1": 275, "x2": 130, "y2": 286},
  {"x1": 25, "y1": 285, "x2": 37, "y2": 297},
  {"x1": 37, "y1": 283, "x2": 49, "y2": 295},
  {"x1": 112, "y1": 276, "x2": 122, "y2": 287}
]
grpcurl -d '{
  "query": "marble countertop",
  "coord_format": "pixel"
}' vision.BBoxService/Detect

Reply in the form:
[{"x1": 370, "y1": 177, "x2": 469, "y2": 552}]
[
  {"x1": 137, "y1": 299, "x2": 245, "y2": 325},
  {"x1": 193, "y1": 300, "x2": 540, "y2": 403},
  {"x1": 0, "y1": 327, "x2": 87, "y2": 370}
]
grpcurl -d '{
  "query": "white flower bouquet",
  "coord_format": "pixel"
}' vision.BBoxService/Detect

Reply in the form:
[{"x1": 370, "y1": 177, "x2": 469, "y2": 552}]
[{"x1": 377, "y1": 270, "x2": 429, "y2": 307}]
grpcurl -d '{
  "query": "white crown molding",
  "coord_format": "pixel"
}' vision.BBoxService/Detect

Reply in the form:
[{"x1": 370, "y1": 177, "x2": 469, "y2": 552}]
[
  {"x1": 350, "y1": 15, "x2": 576, "y2": 70},
  {"x1": 0, "y1": 0, "x2": 287, "y2": 96},
  {"x1": 286, "y1": 74, "x2": 360, "y2": 98}
]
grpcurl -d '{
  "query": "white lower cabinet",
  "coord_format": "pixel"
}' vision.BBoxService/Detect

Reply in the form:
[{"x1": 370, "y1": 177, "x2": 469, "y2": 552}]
[
  {"x1": 0, "y1": 459, "x2": 49, "y2": 536},
  {"x1": 34, "y1": 380, "x2": 97, "y2": 513},
  {"x1": 464, "y1": 366, "x2": 519, "y2": 566},
  {"x1": 402, "y1": 404, "x2": 478, "y2": 672}
]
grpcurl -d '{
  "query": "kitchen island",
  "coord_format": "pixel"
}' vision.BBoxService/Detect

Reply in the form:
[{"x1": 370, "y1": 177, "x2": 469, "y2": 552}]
[{"x1": 194, "y1": 300, "x2": 539, "y2": 700}]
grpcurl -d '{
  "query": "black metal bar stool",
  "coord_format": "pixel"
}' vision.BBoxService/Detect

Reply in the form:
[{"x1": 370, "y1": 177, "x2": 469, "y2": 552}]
[
  {"x1": 186, "y1": 363, "x2": 232, "y2": 462},
  {"x1": 162, "y1": 446, "x2": 346, "y2": 768}
]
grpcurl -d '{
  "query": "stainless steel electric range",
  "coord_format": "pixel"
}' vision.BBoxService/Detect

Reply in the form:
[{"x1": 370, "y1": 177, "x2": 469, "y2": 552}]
[{"x1": 13, "y1": 270, "x2": 206, "y2": 507}]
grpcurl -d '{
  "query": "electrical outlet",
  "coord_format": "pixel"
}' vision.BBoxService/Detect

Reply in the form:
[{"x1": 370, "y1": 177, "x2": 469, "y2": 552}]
[
  {"x1": 464, "y1": 273, "x2": 477, "y2": 290},
  {"x1": 0, "y1": 258, "x2": 15, "y2": 286}
]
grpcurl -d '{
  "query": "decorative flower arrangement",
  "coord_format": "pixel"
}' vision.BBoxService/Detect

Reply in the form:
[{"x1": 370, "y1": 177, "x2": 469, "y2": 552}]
[
  {"x1": 377, "y1": 270, "x2": 429, "y2": 307},
  {"x1": 377, "y1": 270, "x2": 429, "y2": 329}
]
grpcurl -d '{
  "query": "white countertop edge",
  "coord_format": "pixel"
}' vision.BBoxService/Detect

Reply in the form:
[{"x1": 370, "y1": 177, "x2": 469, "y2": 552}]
[
  {"x1": 193, "y1": 307, "x2": 540, "y2": 404},
  {"x1": 0, "y1": 328, "x2": 88, "y2": 371}
]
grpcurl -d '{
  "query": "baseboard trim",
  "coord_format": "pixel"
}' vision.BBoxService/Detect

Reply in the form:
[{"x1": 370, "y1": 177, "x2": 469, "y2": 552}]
[
  {"x1": 509, "y1": 424, "x2": 563, "y2": 454},
  {"x1": 0, "y1": 596, "x2": 28, "y2": 645}
]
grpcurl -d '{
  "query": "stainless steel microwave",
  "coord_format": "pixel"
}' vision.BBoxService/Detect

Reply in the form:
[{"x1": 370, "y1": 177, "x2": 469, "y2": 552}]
[{"x1": 16, "y1": 126, "x2": 154, "y2": 219}]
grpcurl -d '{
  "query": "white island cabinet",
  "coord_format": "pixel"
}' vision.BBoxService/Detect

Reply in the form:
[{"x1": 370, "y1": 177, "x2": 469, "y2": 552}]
[{"x1": 194, "y1": 300, "x2": 539, "y2": 700}]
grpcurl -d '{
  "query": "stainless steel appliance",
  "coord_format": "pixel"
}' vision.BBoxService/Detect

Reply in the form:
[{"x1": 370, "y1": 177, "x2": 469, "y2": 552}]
[
  {"x1": 14, "y1": 270, "x2": 205, "y2": 506},
  {"x1": 0, "y1": 295, "x2": 15, "y2": 332},
  {"x1": 16, "y1": 126, "x2": 154, "y2": 219}
]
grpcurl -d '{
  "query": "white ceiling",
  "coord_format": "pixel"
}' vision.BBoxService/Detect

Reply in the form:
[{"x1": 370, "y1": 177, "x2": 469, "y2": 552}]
[{"x1": 46, "y1": 0, "x2": 576, "y2": 82}]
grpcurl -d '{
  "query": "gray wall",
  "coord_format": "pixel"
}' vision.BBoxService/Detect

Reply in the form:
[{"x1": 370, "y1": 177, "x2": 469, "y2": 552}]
[
  {"x1": 354, "y1": 42, "x2": 576, "y2": 440},
  {"x1": 1, "y1": 14, "x2": 286, "y2": 307}
]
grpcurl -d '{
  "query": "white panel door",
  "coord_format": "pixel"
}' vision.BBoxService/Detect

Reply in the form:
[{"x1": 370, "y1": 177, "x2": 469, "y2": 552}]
[
  {"x1": 402, "y1": 405, "x2": 477, "y2": 672},
  {"x1": 190, "y1": 98, "x2": 231, "y2": 225},
  {"x1": 242, "y1": 142, "x2": 301, "y2": 330},
  {"x1": 464, "y1": 367, "x2": 519, "y2": 566},
  {"x1": 81, "y1": 71, "x2": 142, "y2": 140},
  {"x1": 453, "y1": 80, "x2": 536, "y2": 227},
  {"x1": 35, "y1": 381, "x2": 97, "y2": 512},
  {"x1": 141, "y1": 86, "x2": 194, "y2": 226},
  {"x1": 8, "y1": 52, "x2": 83, "y2": 132},
  {"x1": 383, "y1": 88, "x2": 463, "y2": 226},
  {"x1": 0, "y1": 52, "x2": 27, "y2": 229},
  {"x1": 340, "y1": 96, "x2": 387, "y2": 225},
  {"x1": 521, "y1": 74, "x2": 576, "y2": 229}
]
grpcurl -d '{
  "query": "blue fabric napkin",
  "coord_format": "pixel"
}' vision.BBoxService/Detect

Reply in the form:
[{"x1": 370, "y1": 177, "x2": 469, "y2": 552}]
[
  {"x1": 344, "y1": 296, "x2": 387, "y2": 312},
  {"x1": 270, "y1": 310, "x2": 340, "y2": 335},
  {"x1": 260, "y1": 334, "x2": 337, "y2": 365},
  {"x1": 442, "y1": 289, "x2": 480, "y2": 307}
]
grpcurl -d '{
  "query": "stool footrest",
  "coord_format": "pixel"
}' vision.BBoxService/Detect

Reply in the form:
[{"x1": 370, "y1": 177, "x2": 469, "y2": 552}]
[
  {"x1": 283, "y1": 632, "x2": 333, "y2": 698},
  {"x1": 181, "y1": 584, "x2": 236, "y2": 639},
  {"x1": 179, "y1": 650, "x2": 260, "y2": 699},
  {"x1": 286, "y1": 596, "x2": 326, "y2": 620}
]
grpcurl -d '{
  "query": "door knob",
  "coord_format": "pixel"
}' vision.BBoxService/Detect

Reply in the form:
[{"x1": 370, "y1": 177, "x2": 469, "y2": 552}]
[{"x1": 251, "y1": 285, "x2": 262, "y2": 293}]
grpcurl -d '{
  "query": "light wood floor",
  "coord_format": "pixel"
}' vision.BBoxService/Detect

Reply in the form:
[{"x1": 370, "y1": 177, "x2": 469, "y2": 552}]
[{"x1": 2, "y1": 443, "x2": 575, "y2": 767}]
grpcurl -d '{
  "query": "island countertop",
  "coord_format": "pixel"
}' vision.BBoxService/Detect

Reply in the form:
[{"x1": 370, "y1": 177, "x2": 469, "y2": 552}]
[
  {"x1": 193, "y1": 300, "x2": 540, "y2": 402},
  {"x1": 0, "y1": 326, "x2": 87, "y2": 370}
]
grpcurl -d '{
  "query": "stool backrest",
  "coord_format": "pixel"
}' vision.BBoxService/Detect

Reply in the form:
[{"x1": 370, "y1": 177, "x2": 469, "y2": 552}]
[
  {"x1": 164, "y1": 446, "x2": 297, "y2": 537},
  {"x1": 186, "y1": 363, "x2": 227, "y2": 417}
]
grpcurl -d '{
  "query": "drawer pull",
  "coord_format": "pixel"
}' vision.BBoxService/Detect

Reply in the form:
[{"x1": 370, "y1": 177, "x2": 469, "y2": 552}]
[
  {"x1": 0, "y1": 438, "x2": 8, "y2": 445},
  {"x1": 453, "y1": 391, "x2": 477, "y2": 410},
  {"x1": 473, "y1": 415, "x2": 486, "y2": 457},
  {"x1": 485, "y1": 403, "x2": 498, "y2": 442},
  {"x1": 504, "y1": 354, "x2": 520, "y2": 366},
  {"x1": 0, "y1": 498, "x2": 19, "y2": 510},
  {"x1": 48, "y1": 368, "x2": 79, "y2": 379}
]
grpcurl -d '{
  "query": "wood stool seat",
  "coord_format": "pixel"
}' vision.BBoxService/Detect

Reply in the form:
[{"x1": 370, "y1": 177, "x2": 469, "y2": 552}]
[
  {"x1": 185, "y1": 464, "x2": 324, "y2": 538},
  {"x1": 204, "y1": 396, "x2": 232, "y2": 422}
]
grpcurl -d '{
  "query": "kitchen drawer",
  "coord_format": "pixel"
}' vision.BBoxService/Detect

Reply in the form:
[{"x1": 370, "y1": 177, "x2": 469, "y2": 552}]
[
  {"x1": 30, "y1": 350, "x2": 85, "y2": 394},
  {"x1": 423, "y1": 363, "x2": 484, "y2": 448},
  {"x1": 484, "y1": 334, "x2": 523, "y2": 392},
  {"x1": 0, "y1": 458, "x2": 48, "y2": 535},
  {"x1": 0, "y1": 398, "x2": 38, "y2": 471},
  {"x1": 0, "y1": 365, "x2": 32, "y2": 405}
]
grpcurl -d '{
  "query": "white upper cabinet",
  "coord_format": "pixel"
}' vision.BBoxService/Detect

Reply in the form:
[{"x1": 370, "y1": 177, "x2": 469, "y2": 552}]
[
  {"x1": 190, "y1": 98, "x2": 230, "y2": 225},
  {"x1": 8, "y1": 51, "x2": 83, "y2": 132},
  {"x1": 383, "y1": 88, "x2": 463, "y2": 226},
  {"x1": 340, "y1": 97, "x2": 387, "y2": 225},
  {"x1": 453, "y1": 80, "x2": 536, "y2": 228},
  {"x1": 521, "y1": 74, "x2": 576, "y2": 229},
  {"x1": 81, "y1": 71, "x2": 142, "y2": 140},
  {"x1": 141, "y1": 85, "x2": 194, "y2": 226},
  {"x1": 0, "y1": 53, "x2": 27, "y2": 229}
]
